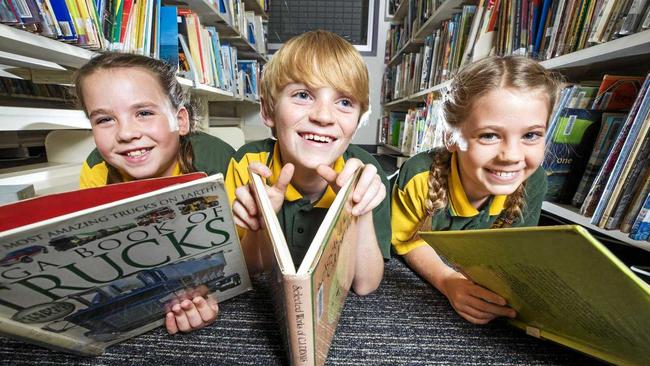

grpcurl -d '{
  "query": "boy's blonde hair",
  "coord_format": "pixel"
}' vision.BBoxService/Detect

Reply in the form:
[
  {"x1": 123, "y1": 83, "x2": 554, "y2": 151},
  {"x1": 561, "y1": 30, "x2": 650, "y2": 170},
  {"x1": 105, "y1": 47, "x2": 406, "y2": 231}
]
[
  {"x1": 260, "y1": 30, "x2": 369, "y2": 120},
  {"x1": 419, "y1": 55, "x2": 561, "y2": 232}
]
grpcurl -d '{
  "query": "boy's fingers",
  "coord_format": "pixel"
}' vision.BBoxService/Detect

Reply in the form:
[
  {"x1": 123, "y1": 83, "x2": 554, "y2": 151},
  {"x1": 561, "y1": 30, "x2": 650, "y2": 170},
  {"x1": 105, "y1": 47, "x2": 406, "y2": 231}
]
[
  {"x1": 273, "y1": 164, "x2": 294, "y2": 194},
  {"x1": 165, "y1": 312, "x2": 179, "y2": 335},
  {"x1": 316, "y1": 165, "x2": 338, "y2": 187},
  {"x1": 248, "y1": 162, "x2": 272, "y2": 177},
  {"x1": 337, "y1": 158, "x2": 363, "y2": 187},
  {"x1": 353, "y1": 165, "x2": 378, "y2": 203},
  {"x1": 235, "y1": 186, "x2": 258, "y2": 217},
  {"x1": 352, "y1": 179, "x2": 381, "y2": 216}
]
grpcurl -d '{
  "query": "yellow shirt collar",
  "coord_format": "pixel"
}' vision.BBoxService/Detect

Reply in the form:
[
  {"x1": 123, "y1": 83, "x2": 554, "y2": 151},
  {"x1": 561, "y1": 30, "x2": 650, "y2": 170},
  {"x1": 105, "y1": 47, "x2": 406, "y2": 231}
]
[
  {"x1": 269, "y1": 143, "x2": 345, "y2": 208},
  {"x1": 448, "y1": 152, "x2": 507, "y2": 217},
  {"x1": 119, "y1": 162, "x2": 182, "y2": 182}
]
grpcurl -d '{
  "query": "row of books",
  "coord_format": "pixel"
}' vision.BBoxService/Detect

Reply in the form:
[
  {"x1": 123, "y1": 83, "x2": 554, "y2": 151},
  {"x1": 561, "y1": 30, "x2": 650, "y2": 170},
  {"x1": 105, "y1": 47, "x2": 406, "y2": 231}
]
[
  {"x1": 543, "y1": 73, "x2": 650, "y2": 241},
  {"x1": 378, "y1": 94, "x2": 445, "y2": 156},
  {"x1": 382, "y1": 0, "x2": 650, "y2": 103},
  {"x1": 0, "y1": 0, "x2": 266, "y2": 98},
  {"x1": 217, "y1": 0, "x2": 267, "y2": 55},
  {"x1": 0, "y1": 77, "x2": 72, "y2": 101}
]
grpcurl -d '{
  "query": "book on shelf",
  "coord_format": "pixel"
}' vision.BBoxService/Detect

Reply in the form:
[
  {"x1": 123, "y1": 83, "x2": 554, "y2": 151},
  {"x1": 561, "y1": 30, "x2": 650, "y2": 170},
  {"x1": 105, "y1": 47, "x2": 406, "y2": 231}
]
[
  {"x1": 591, "y1": 75, "x2": 646, "y2": 111},
  {"x1": 419, "y1": 225, "x2": 650, "y2": 366},
  {"x1": 570, "y1": 112, "x2": 626, "y2": 207},
  {"x1": 629, "y1": 192, "x2": 650, "y2": 240},
  {"x1": 590, "y1": 75, "x2": 650, "y2": 227},
  {"x1": 543, "y1": 108, "x2": 602, "y2": 203},
  {"x1": 0, "y1": 173, "x2": 252, "y2": 356},
  {"x1": 581, "y1": 74, "x2": 650, "y2": 217},
  {"x1": 249, "y1": 169, "x2": 361, "y2": 366},
  {"x1": 620, "y1": 170, "x2": 650, "y2": 233}
]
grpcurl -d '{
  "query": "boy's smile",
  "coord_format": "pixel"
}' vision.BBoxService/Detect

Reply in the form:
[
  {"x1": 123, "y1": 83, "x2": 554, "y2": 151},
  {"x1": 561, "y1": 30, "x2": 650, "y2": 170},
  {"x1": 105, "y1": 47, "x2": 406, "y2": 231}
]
[
  {"x1": 82, "y1": 68, "x2": 190, "y2": 180},
  {"x1": 264, "y1": 83, "x2": 360, "y2": 172},
  {"x1": 449, "y1": 87, "x2": 549, "y2": 209}
]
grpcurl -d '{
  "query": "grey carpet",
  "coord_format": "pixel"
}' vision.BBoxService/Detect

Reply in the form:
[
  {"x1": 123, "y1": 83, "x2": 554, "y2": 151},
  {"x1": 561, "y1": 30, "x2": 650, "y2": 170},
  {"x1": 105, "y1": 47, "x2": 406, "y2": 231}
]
[{"x1": 0, "y1": 258, "x2": 603, "y2": 365}]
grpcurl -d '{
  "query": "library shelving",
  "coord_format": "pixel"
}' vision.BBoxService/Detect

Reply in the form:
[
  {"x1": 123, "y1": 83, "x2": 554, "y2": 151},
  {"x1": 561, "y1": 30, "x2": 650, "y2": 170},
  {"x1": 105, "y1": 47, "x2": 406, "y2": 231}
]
[
  {"x1": 379, "y1": 0, "x2": 650, "y2": 251},
  {"x1": 0, "y1": 0, "x2": 269, "y2": 193}
]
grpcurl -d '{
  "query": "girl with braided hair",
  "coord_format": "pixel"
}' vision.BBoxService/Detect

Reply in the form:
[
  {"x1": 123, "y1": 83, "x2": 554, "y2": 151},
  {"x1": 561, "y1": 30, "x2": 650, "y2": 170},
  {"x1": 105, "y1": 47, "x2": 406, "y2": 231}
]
[{"x1": 391, "y1": 55, "x2": 561, "y2": 324}]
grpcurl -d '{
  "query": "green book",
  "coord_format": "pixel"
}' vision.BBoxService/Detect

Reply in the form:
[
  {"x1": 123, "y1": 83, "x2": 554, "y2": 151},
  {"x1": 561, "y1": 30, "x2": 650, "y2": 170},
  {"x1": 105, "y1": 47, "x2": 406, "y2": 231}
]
[{"x1": 420, "y1": 225, "x2": 649, "y2": 366}]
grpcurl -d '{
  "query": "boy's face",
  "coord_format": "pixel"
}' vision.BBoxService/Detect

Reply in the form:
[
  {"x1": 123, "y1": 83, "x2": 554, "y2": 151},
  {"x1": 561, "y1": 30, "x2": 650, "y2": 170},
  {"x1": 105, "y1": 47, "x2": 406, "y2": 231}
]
[
  {"x1": 263, "y1": 83, "x2": 361, "y2": 171},
  {"x1": 448, "y1": 87, "x2": 548, "y2": 208},
  {"x1": 83, "y1": 68, "x2": 190, "y2": 180}
]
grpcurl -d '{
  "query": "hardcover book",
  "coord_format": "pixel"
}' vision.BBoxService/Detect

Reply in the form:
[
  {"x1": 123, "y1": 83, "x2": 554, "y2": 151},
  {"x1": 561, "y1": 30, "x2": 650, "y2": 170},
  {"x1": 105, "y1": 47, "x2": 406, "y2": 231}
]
[
  {"x1": 249, "y1": 169, "x2": 361, "y2": 366},
  {"x1": 420, "y1": 225, "x2": 650, "y2": 366},
  {"x1": 0, "y1": 173, "x2": 251, "y2": 355}
]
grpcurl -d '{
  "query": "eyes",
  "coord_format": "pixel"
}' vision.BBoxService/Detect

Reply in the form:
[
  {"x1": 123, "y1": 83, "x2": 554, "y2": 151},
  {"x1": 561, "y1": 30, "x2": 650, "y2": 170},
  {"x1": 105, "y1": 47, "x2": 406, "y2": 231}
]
[
  {"x1": 477, "y1": 130, "x2": 545, "y2": 143},
  {"x1": 92, "y1": 109, "x2": 156, "y2": 126},
  {"x1": 290, "y1": 89, "x2": 356, "y2": 110}
]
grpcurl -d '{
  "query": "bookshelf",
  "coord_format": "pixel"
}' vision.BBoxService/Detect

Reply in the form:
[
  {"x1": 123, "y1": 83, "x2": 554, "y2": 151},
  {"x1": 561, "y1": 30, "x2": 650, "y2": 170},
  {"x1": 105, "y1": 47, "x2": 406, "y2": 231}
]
[{"x1": 379, "y1": 0, "x2": 650, "y2": 250}]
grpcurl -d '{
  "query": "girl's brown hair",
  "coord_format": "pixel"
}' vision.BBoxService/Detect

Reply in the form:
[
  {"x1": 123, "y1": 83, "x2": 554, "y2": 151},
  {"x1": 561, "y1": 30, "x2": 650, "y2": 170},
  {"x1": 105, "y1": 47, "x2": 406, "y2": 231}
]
[
  {"x1": 74, "y1": 52, "x2": 200, "y2": 183},
  {"x1": 419, "y1": 55, "x2": 561, "y2": 231}
]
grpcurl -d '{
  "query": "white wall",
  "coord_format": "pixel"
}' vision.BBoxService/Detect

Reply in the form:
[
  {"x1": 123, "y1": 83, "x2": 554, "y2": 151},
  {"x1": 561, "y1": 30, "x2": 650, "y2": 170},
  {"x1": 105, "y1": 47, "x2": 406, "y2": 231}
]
[{"x1": 354, "y1": 0, "x2": 390, "y2": 145}]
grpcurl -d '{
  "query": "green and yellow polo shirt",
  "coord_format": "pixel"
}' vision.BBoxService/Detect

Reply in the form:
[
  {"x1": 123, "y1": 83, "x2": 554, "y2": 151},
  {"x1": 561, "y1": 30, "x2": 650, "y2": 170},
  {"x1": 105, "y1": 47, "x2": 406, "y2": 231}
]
[
  {"x1": 391, "y1": 150, "x2": 547, "y2": 255},
  {"x1": 225, "y1": 138, "x2": 392, "y2": 267},
  {"x1": 79, "y1": 131, "x2": 235, "y2": 188}
]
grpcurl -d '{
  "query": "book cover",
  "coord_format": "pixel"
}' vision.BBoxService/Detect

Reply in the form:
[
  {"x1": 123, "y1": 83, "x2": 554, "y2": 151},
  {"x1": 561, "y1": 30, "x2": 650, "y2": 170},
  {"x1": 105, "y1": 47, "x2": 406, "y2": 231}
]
[
  {"x1": 158, "y1": 6, "x2": 178, "y2": 68},
  {"x1": 249, "y1": 169, "x2": 361, "y2": 366},
  {"x1": 571, "y1": 112, "x2": 625, "y2": 207},
  {"x1": 591, "y1": 75, "x2": 645, "y2": 111},
  {"x1": 419, "y1": 225, "x2": 650, "y2": 366},
  {"x1": 0, "y1": 173, "x2": 251, "y2": 355},
  {"x1": 543, "y1": 108, "x2": 602, "y2": 202}
]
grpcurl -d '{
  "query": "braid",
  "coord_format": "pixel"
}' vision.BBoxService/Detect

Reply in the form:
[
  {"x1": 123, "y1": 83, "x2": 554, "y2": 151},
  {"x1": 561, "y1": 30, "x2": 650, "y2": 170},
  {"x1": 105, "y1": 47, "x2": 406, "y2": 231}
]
[
  {"x1": 408, "y1": 148, "x2": 452, "y2": 240},
  {"x1": 177, "y1": 135, "x2": 196, "y2": 174},
  {"x1": 492, "y1": 182, "x2": 527, "y2": 228}
]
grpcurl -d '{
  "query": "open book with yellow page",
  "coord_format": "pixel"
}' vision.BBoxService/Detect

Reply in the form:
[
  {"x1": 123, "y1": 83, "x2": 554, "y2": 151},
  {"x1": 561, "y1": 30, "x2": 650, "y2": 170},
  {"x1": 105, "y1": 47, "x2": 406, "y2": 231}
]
[
  {"x1": 420, "y1": 225, "x2": 649, "y2": 366},
  {"x1": 249, "y1": 169, "x2": 361, "y2": 366}
]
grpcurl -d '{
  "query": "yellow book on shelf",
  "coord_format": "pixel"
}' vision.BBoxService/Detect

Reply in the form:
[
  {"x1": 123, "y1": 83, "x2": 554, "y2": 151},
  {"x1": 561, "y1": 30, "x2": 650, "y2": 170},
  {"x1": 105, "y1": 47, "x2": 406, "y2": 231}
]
[{"x1": 420, "y1": 225, "x2": 650, "y2": 366}]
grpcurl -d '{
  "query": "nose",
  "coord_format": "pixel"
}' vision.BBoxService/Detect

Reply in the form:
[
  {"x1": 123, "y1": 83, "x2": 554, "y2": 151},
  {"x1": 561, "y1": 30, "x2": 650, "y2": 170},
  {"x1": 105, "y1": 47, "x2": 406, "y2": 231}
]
[
  {"x1": 499, "y1": 139, "x2": 524, "y2": 163},
  {"x1": 309, "y1": 100, "x2": 335, "y2": 125},
  {"x1": 116, "y1": 120, "x2": 142, "y2": 142}
]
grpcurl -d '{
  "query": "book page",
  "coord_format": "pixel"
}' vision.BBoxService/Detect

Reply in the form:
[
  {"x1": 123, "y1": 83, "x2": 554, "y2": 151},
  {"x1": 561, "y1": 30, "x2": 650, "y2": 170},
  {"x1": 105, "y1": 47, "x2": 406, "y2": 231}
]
[{"x1": 420, "y1": 225, "x2": 650, "y2": 365}]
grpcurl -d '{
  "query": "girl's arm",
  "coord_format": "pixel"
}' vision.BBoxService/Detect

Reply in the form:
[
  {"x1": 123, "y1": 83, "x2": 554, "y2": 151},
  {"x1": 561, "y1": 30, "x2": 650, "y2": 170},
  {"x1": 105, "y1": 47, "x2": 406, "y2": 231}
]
[{"x1": 404, "y1": 245, "x2": 516, "y2": 324}]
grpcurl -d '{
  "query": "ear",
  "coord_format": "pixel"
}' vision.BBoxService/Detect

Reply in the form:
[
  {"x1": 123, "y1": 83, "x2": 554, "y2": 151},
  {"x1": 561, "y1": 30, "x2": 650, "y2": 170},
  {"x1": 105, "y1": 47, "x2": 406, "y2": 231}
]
[
  {"x1": 176, "y1": 107, "x2": 190, "y2": 136},
  {"x1": 260, "y1": 99, "x2": 275, "y2": 129}
]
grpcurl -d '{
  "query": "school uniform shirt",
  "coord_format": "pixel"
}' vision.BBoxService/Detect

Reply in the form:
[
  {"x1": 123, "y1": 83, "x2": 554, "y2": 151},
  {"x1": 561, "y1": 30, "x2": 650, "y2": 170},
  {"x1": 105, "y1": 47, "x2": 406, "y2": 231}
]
[
  {"x1": 225, "y1": 138, "x2": 392, "y2": 267},
  {"x1": 79, "y1": 131, "x2": 235, "y2": 188},
  {"x1": 391, "y1": 150, "x2": 547, "y2": 255}
]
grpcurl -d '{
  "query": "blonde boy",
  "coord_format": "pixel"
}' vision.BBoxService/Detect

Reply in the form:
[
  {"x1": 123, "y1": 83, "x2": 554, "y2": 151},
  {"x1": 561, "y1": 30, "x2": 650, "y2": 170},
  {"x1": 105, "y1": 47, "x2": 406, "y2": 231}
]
[{"x1": 225, "y1": 30, "x2": 390, "y2": 295}]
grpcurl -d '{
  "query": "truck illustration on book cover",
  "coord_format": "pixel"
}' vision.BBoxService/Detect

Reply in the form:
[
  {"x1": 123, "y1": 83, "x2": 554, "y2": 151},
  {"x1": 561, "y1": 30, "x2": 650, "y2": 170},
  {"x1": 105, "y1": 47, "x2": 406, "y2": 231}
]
[{"x1": 0, "y1": 174, "x2": 252, "y2": 355}]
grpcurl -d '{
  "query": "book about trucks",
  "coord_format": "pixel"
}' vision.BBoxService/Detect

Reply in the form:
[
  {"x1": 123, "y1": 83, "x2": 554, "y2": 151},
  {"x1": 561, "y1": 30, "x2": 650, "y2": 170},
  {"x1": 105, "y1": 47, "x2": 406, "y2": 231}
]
[{"x1": 0, "y1": 173, "x2": 251, "y2": 355}]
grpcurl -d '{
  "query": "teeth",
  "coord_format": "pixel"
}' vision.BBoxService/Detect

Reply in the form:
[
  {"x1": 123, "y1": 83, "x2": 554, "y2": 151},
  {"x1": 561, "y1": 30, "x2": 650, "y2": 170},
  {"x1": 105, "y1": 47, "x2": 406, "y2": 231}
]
[
  {"x1": 126, "y1": 149, "x2": 148, "y2": 157},
  {"x1": 303, "y1": 133, "x2": 332, "y2": 143},
  {"x1": 493, "y1": 170, "x2": 516, "y2": 177}
]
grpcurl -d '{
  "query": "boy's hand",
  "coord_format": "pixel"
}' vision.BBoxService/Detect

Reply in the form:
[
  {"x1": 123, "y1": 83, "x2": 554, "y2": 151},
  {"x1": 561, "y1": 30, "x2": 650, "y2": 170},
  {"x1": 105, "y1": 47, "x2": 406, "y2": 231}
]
[
  {"x1": 165, "y1": 293, "x2": 219, "y2": 335},
  {"x1": 317, "y1": 158, "x2": 385, "y2": 216},
  {"x1": 232, "y1": 162, "x2": 294, "y2": 231},
  {"x1": 441, "y1": 271, "x2": 516, "y2": 325}
]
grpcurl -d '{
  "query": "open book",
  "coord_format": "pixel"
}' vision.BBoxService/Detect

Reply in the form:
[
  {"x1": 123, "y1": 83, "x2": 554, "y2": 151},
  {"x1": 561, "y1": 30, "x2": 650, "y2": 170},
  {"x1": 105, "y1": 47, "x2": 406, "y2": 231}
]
[
  {"x1": 249, "y1": 169, "x2": 360, "y2": 366},
  {"x1": 0, "y1": 173, "x2": 251, "y2": 355},
  {"x1": 420, "y1": 225, "x2": 649, "y2": 366}
]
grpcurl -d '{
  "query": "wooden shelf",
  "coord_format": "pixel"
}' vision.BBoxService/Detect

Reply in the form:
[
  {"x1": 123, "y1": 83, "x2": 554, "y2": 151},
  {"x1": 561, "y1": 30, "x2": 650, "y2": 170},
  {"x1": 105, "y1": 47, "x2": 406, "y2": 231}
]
[{"x1": 542, "y1": 202, "x2": 650, "y2": 252}]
